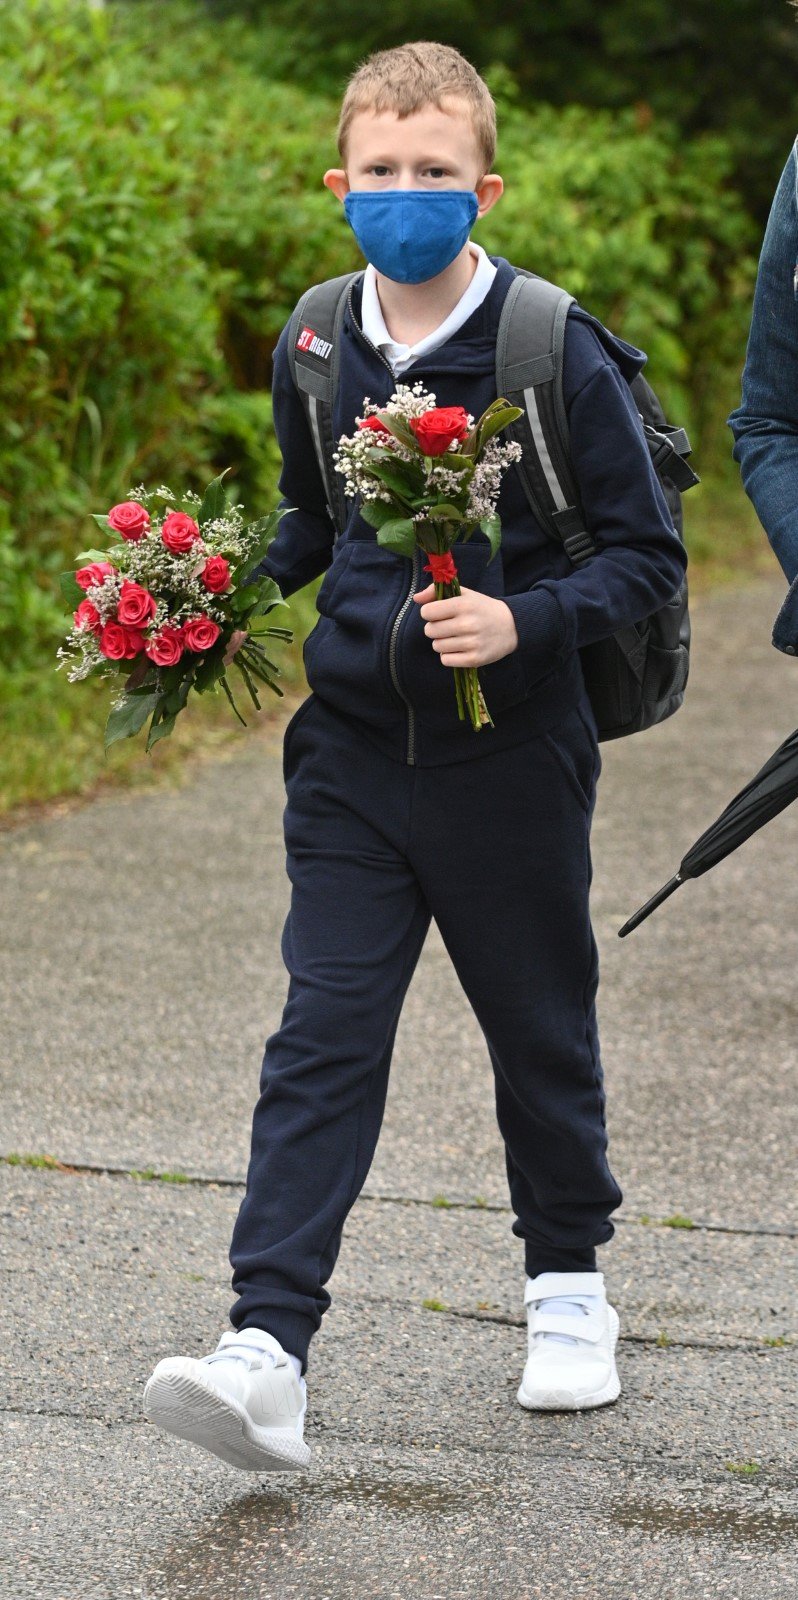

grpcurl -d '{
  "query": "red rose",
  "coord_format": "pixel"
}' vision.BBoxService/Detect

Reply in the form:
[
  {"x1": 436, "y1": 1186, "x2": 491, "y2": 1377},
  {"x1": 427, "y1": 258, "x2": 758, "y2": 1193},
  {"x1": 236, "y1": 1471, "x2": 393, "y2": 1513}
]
[
  {"x1": 358, "y1": 415, "x2": 392, "y2": 435},
  {"x1": 181, "y1": 614, "x2": 221, "y2": 653},
  {"x1": 73, "y1": 599, "x2": 102, "y2": 635},
  {"x1": 117, "y1": 580, "x2": 157, "y2": 629},
  {"x1": 409, "y1": 406, "x2": 470, "y2": 456},
  {"x1": 161, "y1": 511, "x2": 201, "y2": 554},
  {"x1": 200, "y1": 555, "x2": 232, "y2": 594},
  {"x1": 107, "y1": 501, "x2": 150, "y2": 541},
  {"x1": 145, "y1": 626, "x2": 184, "y2": 667},
  {"x1": 75, "y1": 560, "x2": 116, "y2": 591},
  {"x1": 99, "y1": 622, "x2": 146, "y2": 660}
]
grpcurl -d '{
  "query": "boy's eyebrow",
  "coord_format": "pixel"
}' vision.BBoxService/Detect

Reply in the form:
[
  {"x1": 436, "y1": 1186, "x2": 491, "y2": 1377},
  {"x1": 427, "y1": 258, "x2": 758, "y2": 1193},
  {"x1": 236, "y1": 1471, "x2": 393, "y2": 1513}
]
[{"x1": 356, "y1": 155, "x2": 459, "y2": 167}]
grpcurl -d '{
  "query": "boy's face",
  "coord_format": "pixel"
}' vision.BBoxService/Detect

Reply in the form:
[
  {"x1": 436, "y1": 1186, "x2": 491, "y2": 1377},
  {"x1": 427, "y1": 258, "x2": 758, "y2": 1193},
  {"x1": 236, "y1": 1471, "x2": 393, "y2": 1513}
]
[{"x1": 323, "y1": 96, "x2": 502, "y2": 220}]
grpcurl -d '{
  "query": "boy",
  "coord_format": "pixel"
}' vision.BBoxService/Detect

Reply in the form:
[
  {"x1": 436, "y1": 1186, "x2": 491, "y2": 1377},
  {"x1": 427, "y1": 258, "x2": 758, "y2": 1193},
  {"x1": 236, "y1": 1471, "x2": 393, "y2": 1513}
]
[{"x1": 143, "y1": 41, "x2": 687, "y2": 1471}]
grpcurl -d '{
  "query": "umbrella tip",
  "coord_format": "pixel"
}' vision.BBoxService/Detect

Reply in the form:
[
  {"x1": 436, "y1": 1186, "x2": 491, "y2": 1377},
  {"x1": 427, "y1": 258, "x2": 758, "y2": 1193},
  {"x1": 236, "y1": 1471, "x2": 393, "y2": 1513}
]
[{"x1": 618, "y1": 873, "x2": 684, "y2": 938}]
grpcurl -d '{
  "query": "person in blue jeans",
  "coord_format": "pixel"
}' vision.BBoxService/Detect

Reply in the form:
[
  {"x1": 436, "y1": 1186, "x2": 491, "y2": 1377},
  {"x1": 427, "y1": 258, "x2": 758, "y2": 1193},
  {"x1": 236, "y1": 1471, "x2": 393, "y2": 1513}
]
[
  {"x1": 728, "y1": 136, "x2": 798, "y2": 655},
  {"x1": 143, "y1": 40, "x2": 687, "y2": 1472}
]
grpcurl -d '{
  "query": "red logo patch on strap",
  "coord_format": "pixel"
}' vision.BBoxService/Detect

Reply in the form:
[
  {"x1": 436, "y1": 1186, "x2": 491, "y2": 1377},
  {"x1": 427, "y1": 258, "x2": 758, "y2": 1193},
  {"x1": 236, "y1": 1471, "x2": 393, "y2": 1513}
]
[{"x1": 296, "y1": 325, "x2": 333, "y2": 360}]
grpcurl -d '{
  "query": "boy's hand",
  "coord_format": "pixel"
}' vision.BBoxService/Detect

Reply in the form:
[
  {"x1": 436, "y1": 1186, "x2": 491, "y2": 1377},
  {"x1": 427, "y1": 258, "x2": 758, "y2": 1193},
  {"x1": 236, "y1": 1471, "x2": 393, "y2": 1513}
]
[{"x1": 413, "y1": 583, "x2": 519, "y2": 668}]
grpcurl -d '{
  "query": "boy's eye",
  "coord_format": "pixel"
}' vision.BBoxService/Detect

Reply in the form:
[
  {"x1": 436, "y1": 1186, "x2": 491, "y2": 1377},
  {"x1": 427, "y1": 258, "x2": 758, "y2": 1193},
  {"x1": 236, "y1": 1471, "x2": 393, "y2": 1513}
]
[{"x1": 368, "y1": 166, "x2": 449, "y2": 178}]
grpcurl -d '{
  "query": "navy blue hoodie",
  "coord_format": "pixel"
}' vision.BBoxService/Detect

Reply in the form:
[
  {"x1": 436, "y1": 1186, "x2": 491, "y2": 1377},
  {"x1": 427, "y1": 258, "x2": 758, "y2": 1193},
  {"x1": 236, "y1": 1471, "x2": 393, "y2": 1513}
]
[{"x1": 260, "y1": 254, "x2": 688, "y2": 766}]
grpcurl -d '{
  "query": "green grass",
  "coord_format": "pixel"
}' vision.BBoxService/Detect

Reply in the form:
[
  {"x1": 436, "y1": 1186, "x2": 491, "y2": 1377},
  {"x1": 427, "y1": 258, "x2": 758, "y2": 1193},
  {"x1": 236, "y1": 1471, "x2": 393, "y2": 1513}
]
[
  {"x1": 422, "y1": 1298, "x2": 448, "y2": 1312},
  {"x1": 660, "y1": 1213, "x2": 696, "y2": 1230},
  {"x1": 129, "y1": 1167, "x2": 190, "y2": 1184},
  {"x1": 725, "y1": 1460, "x2": 761, "y2": 1476},
  {"x1": 4, "y1": 1151, "x2": 62, "y2": 1169}
]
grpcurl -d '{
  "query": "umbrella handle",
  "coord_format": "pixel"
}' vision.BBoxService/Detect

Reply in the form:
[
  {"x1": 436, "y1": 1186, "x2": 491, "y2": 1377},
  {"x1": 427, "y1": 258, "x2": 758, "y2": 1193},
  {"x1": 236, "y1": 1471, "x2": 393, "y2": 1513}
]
[{"x1": 618, "y1": 873, "x2": 683, "y2": 938}]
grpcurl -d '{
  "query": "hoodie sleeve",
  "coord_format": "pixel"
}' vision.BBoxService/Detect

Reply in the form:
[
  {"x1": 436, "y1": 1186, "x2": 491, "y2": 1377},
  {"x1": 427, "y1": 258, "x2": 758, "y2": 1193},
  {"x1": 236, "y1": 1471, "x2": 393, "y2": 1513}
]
[
  {"x1": 247, "y1": 317, "x2": 336, "y2": 598},
  {"x1": 501, "y1": 310, "x2": 688, "y2": 689},
  {"x1": 727, "y1": 141, "x2": 798, "y2": 586}
]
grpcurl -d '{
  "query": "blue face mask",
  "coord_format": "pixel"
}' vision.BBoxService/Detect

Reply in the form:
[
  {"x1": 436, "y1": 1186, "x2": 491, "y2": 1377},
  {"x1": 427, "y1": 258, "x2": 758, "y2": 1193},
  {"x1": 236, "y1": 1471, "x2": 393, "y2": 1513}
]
[{"x1": 342, "y1": 188, "x2": 480, "y2": 284}]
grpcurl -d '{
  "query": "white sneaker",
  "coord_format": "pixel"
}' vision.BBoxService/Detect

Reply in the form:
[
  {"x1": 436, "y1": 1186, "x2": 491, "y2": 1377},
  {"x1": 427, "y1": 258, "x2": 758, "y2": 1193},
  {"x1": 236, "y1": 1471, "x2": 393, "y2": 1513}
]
[
  {"x1": 517, "y1": 1270, "x2": 621, "y2": 1412},
  {"x1": 142, "y1": 1327, "x2": 311, "y2": 1471}
]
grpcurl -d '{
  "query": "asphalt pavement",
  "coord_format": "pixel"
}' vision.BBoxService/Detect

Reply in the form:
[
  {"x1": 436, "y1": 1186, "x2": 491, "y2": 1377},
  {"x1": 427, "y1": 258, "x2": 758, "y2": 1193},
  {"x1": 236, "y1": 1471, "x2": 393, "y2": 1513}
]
[{"x1": 1, "y1": 573, "x2": 797, "y2": 1599}]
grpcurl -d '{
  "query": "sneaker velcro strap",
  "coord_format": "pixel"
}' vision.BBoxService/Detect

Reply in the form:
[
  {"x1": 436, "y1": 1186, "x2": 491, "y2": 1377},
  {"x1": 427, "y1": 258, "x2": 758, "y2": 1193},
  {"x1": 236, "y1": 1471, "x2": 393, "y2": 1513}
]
[
  {"x1": 528, "y1": 1311, "x2": 604, "y2": 1343},
  {"x1": 524, "y1": 1271, "x2": 604, "y2": 1305}
]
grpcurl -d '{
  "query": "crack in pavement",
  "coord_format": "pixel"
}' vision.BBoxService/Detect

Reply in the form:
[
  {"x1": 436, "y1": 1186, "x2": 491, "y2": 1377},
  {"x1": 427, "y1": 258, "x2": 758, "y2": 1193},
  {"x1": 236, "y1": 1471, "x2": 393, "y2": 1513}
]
[{"x1": 2, "y1": 1155, "x2": 796, "y2": 1242}]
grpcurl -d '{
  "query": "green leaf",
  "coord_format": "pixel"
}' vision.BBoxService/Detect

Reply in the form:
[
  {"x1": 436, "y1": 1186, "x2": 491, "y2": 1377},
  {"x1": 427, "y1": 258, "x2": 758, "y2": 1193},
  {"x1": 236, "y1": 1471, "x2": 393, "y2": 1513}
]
[
  {"x1": 479, "y1": 514, "x2": 502, "y2": 561},
  {"x1": 376, "y1": 519, "x2": 417, "y2": 559},
  {"x1": 60, "y1": 571, "x2": 85, "y2": 607},
  {"x1": 192, "y1": 650, "x2": 227, "y2": 693},
  {"x1": 197, "y1": 468, "x2": 232, "y2": 528},
  {"x1": 75, "y1": 547, "x2": 114, "y2": 565},
  {"x1": 372, "y1": 413, "x2": 419, "y2": 451},
  {"x1": 145, "y1": 709, "x2": 177, "y2": 751},
  {"x1": 230, "y1": 575, "x2": 287, "y2": 618},
  {"x1": 163, "y1": 676, "x2": 194, "y2": 715},
  {"x1": 427, "y1": 502, "x2": 465, "y2": 521},
  {"x1": 359, "y1": 498, "x2": 406, "y2": 530},
  {"x1": 104, "y1": 691, "x2": 160, "y2": 750},
  {"x1": 367, "y1": 465, "x2": 421, "y2": 508},
  {"x1": 91, "y1": 514, "x2": 110, "y2": 531},
  {"x1": 233, "y1": 509, "x2": 291, "y2": 585},
  {"x1": 474, "y1": 400, "x2": 524, "y2": 453}
]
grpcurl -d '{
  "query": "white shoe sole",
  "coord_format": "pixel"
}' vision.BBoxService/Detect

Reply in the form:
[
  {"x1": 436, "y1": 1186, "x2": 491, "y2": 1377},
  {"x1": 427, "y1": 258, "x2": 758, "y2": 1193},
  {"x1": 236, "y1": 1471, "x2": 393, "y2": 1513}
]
[
  {"x1": 516, "y1": 1304, "x2": 621, "y2": 1412},
  {"x1": 142, "y1": 1360, "x2": 311, "y2": 1472}
]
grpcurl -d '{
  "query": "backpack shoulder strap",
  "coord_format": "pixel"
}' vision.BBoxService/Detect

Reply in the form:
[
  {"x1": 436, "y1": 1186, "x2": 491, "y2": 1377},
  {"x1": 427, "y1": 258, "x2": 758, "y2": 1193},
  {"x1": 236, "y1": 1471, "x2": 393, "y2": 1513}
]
[
  {"x1": 496, "y1": 269, "x2": 597, "y2": 567},
  {"x1": 287, "y1": 271, "x2": 361, "y2": 538}
]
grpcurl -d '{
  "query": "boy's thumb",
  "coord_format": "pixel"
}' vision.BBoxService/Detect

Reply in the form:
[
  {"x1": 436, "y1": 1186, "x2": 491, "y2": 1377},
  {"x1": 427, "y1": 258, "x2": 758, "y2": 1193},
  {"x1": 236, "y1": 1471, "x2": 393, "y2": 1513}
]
[{"x1": 413, "y1": 583, "x2": 436, "y2": 602}]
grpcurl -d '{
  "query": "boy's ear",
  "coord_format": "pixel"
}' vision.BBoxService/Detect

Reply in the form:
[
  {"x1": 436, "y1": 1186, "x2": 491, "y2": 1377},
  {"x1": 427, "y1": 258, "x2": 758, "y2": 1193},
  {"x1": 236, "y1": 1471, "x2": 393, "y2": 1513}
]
[
  {"x1": 475, "y1": 174, "x2": 504, "y2": 217},
  {"x1": 324, "y1": 169, "x2": 349, "y2": 202}
]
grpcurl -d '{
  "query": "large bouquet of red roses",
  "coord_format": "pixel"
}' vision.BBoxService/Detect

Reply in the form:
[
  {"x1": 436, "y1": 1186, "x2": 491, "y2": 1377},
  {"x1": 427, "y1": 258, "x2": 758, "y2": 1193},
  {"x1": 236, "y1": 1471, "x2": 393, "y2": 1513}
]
[
  {"x1": 56, "y1": 472, "x2": 292, "y2": 751},
  {"x1": 334, "y1": 383, "x2": 523, "y2": 730}
]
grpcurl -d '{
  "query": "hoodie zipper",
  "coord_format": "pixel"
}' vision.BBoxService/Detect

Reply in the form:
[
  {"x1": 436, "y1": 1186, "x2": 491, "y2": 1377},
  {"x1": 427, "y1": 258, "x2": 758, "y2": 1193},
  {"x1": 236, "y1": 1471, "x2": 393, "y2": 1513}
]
[{"x1": 347, "y1": 282, "x2": 419, "y2": 766}]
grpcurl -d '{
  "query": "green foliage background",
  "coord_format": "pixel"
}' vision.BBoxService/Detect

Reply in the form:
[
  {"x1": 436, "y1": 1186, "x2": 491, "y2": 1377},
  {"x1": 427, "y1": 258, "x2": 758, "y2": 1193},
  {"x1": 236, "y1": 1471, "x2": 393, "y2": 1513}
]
[{"x1": 0, "y1": 0, "x2": 790, "y2": 809}]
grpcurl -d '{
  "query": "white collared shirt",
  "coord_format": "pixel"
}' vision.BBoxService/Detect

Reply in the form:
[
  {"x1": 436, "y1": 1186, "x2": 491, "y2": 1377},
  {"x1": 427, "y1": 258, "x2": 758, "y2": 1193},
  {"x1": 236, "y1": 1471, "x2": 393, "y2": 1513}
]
[{"x1": 360, "y1": 241, "x2": 497, "y2": 375}]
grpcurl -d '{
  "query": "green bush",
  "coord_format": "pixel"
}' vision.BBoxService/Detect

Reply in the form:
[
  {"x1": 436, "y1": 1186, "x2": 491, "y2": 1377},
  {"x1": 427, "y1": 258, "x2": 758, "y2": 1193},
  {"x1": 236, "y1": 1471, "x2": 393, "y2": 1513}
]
[{"x1": 0, "y1": 0, "x2": 759, "y2": 687}]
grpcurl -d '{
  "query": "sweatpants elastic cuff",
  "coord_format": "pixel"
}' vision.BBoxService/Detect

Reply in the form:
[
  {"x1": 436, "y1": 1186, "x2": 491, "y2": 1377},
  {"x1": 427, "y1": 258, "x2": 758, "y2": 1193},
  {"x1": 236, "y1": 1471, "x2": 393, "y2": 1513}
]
[
  {"x1": 235, "y1": 1309, "x2": 317, "y2": 1376},
  {"x1": 525, "y1": 1247, "x2": 598, "y2": 1278}
]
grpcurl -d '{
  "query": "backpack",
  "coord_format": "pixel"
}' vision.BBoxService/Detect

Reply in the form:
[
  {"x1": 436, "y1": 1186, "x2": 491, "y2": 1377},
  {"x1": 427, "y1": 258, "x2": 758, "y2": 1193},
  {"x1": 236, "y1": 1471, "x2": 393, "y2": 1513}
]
[{"x1": 285, "y1": 267, "x2": 699, "y2": 741}]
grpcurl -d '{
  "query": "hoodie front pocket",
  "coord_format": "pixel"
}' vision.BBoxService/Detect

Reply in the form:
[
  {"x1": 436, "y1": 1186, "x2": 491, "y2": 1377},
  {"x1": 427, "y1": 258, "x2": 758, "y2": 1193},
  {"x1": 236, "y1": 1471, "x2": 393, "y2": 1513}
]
[
  {"x1": 314, "y1": 539, "x2": 355, "y2": 618},
  {"x1": 302, "y1": 537, "x2": 410, "y2": 715}
]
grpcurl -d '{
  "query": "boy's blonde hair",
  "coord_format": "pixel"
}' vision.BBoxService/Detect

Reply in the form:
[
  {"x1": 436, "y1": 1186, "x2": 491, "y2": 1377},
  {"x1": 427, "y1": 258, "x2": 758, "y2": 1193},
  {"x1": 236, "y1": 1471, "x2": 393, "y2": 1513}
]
[{"x1": 336, "y1": 41, "x2": 496, "y2": 178}]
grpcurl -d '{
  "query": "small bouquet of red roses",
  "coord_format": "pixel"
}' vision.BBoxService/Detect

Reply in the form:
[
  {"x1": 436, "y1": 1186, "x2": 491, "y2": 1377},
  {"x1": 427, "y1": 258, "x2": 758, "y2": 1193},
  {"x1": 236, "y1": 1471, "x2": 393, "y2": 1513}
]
[
  {"x1": 333, "y1": 383, "x2": 523, "y2": 730},
  {"x1": 56, "y1": 471, "x2": 293, "y2": 751}
]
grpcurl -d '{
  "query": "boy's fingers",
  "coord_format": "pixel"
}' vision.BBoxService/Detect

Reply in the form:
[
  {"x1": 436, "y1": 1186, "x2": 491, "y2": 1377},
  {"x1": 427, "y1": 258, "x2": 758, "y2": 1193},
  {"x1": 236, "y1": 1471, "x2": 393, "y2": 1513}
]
[{"x1": 414, "y1": 585, "x2": 473, "y2": 618}]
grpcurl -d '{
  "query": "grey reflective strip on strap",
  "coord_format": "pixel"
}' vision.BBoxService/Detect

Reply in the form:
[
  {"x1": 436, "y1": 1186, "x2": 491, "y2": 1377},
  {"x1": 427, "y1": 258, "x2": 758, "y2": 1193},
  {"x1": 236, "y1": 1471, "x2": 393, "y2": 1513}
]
[
  {"x1": 307, "y1": 393, "x2": 336, "y2": 524},
  {"x1": 522, "y1": 385, "x2": 569, "y2": 512}
]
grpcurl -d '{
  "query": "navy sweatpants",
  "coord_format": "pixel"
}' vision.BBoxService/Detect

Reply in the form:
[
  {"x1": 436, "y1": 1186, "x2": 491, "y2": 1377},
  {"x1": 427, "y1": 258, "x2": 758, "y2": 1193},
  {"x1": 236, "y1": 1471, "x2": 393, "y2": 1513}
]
[{"x1": 228, "y1": 690, "x2": 623, "y2": 1373}]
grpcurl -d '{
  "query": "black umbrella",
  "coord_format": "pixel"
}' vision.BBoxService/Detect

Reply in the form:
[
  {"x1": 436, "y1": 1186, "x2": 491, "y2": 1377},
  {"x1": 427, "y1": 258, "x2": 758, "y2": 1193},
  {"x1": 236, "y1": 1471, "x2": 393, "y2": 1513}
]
[{"x1": 618, "y1": 724, "x2": 798, "y2": 937}]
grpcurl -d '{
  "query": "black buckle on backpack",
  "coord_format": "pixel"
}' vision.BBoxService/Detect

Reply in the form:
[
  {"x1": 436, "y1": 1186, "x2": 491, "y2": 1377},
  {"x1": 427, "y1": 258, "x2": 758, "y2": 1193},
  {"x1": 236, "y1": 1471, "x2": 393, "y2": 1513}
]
[
  {"x1": 641, "y1": 422, "x2": 701, "y2": 491},
  {"x1": 562, "y1": 528, "x2": 596, "y2": 565}
]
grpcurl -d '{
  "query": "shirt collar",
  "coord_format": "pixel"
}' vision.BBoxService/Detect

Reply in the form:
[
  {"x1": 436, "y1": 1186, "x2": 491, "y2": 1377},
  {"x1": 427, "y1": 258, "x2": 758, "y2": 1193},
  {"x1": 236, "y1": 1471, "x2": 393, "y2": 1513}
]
[{"x1": 360, "y1": 242, "x2": 497, "y2": 365}]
